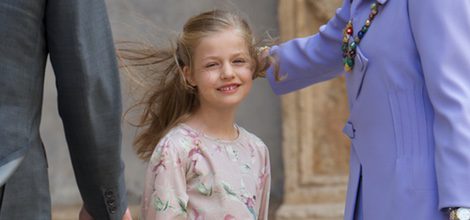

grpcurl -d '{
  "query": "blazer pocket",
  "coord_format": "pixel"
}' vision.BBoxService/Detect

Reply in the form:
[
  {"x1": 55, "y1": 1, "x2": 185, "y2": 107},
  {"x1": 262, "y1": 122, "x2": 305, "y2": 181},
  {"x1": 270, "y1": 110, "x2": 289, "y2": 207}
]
[{"x1": 345, "y1": 46, "x2": 369, "y2": 101}]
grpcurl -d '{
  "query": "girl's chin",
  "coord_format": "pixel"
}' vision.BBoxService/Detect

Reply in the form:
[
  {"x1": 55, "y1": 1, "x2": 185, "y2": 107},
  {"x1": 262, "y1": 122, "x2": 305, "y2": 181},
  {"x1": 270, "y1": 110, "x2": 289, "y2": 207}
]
[
  {"x1": 203, "y1": 101, "x2": 244, "y2": 111},
  {"x1": 199, "y1": 93, "x2": 249, "y2": 109}
]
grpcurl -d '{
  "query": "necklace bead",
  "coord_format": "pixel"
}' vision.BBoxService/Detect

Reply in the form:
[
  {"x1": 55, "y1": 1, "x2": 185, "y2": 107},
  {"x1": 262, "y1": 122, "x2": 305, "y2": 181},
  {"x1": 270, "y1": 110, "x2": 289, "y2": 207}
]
[
  {"x1": 371, "y1": 3, "x2": 378, "y2": 10},
  {"x1": 358, "y1": 31, "x2": 365, "y2": 39},
  {"x1": 342, "y1": 1, "x2": 383, "y2": 72},
  {"x1": 354, "y1": 37, "x2": 360, "y2": 44},
  {"x1": 372, "y1": 9, "x2": 378, "y2": 15},
  {"x1": 350, "y1": 42, "x2": 357, "y2": 50}
]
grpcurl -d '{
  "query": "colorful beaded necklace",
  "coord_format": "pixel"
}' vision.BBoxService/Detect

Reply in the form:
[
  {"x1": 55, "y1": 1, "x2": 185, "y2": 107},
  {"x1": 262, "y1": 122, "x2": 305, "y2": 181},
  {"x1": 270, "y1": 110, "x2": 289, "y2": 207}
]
[{"x1": 342, "y1": 1, "x2": 383, "y2": 72}]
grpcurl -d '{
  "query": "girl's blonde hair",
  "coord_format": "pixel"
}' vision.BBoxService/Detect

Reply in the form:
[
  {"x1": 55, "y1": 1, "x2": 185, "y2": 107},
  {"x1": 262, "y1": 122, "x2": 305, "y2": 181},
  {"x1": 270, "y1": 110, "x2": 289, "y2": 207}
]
[{"x1": 118, "y1": 10, "x2": 270, "y2": 160}]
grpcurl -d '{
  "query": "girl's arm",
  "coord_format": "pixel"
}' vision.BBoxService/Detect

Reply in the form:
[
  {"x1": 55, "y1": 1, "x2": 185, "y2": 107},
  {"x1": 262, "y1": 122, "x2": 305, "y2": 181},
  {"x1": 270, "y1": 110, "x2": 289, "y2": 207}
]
[
  {"x1": 258, "y1": 149, "x2": 271, "y2": 220},
  {"x1": 267, "y1": 0, "x2": 351, "y2": 95},
  {"x1": 142, "y1": 138, "x2": 189, "y2": 220},
  {"x1": 408, "y1": 0, "x2": 470, "y2": 211}
]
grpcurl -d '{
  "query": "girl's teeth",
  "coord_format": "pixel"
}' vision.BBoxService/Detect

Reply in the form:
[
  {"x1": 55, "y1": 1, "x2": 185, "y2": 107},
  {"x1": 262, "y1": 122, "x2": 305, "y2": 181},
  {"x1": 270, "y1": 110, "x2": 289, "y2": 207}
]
[{"x1": 220, "y1": 85, "x2": 236, "y2": 91}]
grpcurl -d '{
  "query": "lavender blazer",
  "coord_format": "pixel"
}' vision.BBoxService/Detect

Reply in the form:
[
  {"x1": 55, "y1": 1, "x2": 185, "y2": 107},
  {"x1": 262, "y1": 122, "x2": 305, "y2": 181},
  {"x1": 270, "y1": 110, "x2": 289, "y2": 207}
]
[{"x1": 267, "y1": 0, "x2": 470, "y2": 219}]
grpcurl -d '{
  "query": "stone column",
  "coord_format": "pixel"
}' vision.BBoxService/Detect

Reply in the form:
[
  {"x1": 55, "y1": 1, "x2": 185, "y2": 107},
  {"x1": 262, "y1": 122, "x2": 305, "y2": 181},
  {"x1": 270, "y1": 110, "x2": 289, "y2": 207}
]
[{"x1": 275, "y1": 0, "x2": 349, "y2": 219}]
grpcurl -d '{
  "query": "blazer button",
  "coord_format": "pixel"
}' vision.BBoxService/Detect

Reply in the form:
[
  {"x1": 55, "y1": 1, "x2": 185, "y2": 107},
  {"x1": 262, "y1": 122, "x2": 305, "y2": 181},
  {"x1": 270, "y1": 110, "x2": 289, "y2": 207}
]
[
  {"x1": 109, "y1": 206, "x2": 117, "y2": 214},
  {"x1": 107, "y1": 199, "x2": 116, "y2": 207},
  {"x1": 104, "y1": 189, "x2": 114, "y2": 198},
  {"x1": 342, "y1": 121, "x2": 356, "y2": 139}
]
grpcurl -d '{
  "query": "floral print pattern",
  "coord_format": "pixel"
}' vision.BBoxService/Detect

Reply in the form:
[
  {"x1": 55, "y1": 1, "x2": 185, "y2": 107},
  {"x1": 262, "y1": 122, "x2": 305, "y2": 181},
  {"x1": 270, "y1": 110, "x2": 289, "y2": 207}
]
[{"x1": 141, "y1": 124, "x2": 271, "y2": 220}]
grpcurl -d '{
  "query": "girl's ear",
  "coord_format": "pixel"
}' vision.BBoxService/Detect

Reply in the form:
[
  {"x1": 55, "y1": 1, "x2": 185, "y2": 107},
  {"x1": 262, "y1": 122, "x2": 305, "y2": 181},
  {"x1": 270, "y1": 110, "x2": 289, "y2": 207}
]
[{"x1": 183, "y1": 66, "x2": 196, "y2": 87}]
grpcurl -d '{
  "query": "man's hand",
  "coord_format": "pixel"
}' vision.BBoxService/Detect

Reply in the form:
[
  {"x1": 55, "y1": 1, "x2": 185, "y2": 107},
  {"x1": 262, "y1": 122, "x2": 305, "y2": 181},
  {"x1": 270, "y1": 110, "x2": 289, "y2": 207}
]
[
  {"x1": 122, "y1": 208, "x2": 133, "y2": 220},
  {"x1": 79, "y1": 206, "x2": 133, "y2": 220},
  {"x1": 78, "y1": 206, "x2": 93, "y2": 220}
]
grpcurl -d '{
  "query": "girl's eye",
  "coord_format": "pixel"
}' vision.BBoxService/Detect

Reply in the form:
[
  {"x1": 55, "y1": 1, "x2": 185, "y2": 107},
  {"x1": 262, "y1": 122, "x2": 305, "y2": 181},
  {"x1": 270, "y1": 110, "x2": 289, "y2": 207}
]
[
  {"x1": 234, "y1": 59, "x2": 246, "y2": 64},
  {"x1": 205, "y1": 63, "x2": 218, "y2": 68}
]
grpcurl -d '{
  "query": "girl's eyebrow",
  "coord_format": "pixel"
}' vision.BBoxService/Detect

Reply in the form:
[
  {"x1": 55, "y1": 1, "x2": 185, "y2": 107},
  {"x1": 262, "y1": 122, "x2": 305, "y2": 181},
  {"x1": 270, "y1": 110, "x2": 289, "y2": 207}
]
[
  {"x1": 232, "y1": 52, "x2": 250, "y2": 57},
  {"x1": 201, "y1": 51, "x2": 249, "y2": 60},
  {"x1": 200, "y1": 55, "x2": 219, "y2": 60},
  {"x1": 201, "y1": 52, "x2": 248, "y2": 61}
]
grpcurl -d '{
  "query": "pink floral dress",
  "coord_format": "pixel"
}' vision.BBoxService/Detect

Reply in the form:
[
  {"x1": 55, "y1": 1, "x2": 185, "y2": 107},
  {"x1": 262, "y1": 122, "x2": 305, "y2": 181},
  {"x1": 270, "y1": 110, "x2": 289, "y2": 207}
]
[{"x1": 141, "y1": 123, "x2": 271, "y2": 220}]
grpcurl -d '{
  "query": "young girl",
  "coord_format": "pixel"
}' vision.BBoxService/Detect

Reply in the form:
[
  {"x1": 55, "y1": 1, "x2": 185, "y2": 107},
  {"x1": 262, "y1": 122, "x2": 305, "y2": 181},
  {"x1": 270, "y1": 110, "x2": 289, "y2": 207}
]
[{"x1": 120, "y1": 10, "x2": 271, "y2": 220}]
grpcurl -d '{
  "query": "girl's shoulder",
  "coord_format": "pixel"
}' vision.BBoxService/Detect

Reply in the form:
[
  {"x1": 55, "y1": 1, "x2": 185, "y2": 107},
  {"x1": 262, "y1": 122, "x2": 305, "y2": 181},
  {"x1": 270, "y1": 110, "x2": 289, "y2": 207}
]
[
  {"x1": 152, "y1": 124, "x2": 201, "y2": 154},
  {"x1": 238, "y1": 126, "x2": 269, "y2": 153},
  {"x1": 164, "y1": 123, "x2": 200, "y2": 141}
]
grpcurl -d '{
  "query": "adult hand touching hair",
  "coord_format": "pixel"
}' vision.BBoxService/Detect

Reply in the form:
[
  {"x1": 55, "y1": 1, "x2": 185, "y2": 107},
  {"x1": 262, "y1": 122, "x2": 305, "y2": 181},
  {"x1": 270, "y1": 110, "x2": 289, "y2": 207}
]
[{"x1": 256, "y1": 46, "x2": 272, "y2": 78}]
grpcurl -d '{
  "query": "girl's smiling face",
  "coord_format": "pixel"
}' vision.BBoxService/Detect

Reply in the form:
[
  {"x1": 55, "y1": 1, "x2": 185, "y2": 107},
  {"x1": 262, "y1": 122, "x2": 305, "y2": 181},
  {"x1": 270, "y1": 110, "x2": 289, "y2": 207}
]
[{"x1": 184, "y1": 28, "x2": 254, "y2": 111}]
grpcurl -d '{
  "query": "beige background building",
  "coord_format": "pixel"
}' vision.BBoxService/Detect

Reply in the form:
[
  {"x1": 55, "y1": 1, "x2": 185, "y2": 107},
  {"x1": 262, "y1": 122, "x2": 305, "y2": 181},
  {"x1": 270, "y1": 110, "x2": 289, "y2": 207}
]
[
  {"x1": 275, "y1": 1, "x2": 348, "y2": 219},
  {"x1": 42, "y1": 0, "x2": 348, "y2": 219}
]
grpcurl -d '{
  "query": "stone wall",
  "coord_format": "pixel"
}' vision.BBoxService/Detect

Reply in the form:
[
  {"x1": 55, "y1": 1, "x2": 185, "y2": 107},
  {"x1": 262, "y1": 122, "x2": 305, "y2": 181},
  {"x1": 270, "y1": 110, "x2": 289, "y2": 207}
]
[{"x1": 275, "y1": 0, "x2": 349, "y2": 219}]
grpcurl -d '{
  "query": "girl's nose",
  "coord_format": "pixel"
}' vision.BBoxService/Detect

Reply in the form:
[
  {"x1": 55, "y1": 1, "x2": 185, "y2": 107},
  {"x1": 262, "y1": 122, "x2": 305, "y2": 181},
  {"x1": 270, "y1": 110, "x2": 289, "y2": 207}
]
[{"x1": 220, "y1": 64, "x2": 235, "y2": 79}]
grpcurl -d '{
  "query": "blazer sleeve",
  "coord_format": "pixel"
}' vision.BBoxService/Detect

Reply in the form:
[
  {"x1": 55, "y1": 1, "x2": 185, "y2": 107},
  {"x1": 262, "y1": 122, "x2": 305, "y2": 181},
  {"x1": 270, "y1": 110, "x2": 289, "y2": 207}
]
[
  {"x1": 45, "y1": 0, "x2": 127, "y2": 219},
  {"x1": 409, "y1": 0, "x2": 470, "y2": 210},
  {"x1": 266, "y1": 0, "x2": 351, "y2": 95}
]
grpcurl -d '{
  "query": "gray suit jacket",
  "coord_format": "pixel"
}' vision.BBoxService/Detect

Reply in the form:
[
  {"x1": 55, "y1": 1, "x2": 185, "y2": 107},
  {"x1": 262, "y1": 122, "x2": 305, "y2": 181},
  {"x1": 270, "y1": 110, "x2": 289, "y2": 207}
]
[{"x1": 0, "y1": 0, "x2": 127, "y2": 219}]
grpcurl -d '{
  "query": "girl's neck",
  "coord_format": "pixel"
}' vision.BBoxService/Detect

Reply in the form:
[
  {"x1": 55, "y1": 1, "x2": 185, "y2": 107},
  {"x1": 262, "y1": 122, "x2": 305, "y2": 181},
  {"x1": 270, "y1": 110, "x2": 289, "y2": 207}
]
[{"x1": 185, "y1": 106, "x2": 238, "y2": 140}]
